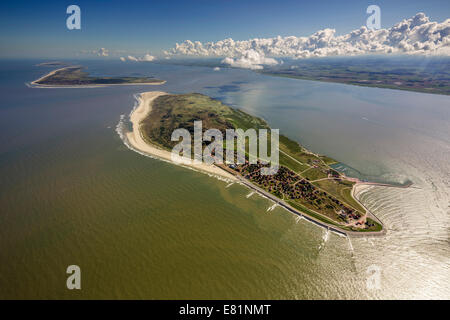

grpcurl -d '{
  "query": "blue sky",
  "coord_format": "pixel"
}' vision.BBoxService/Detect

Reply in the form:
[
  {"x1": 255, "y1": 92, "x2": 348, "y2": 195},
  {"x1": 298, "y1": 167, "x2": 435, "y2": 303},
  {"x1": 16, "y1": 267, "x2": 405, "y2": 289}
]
[{"x1": 0, "y1": 0, "x2": 449, "y2": 58}]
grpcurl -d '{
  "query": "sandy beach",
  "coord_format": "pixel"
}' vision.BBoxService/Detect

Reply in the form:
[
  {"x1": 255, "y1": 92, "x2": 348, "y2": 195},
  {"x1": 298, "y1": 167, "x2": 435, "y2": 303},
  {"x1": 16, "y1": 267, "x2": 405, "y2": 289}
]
[
  {"x1": 30, "y1": 66, "x2": 71, "y2": 86},
  {"x1": 126, "y1": 91, "x2": 237, "y2": 181}
]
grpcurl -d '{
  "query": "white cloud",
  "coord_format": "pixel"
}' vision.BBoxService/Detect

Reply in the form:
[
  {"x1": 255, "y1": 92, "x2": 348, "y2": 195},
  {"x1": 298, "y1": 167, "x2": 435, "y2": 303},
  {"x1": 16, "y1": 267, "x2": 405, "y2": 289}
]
[
  {"x1": 80, "y1": 48, "x2": 109, "y2": 57},
  {"x1": 97, "y1": 48, "x2": 109, "y2": 57},
  {"x1": 127, "y1": 55, "x2": 139, "y2": 62},
  {"x1": 221, "y1": 49, "x2": 278, "y2": 69},
  {"x1": 141, "y1": 53, "x2": 156, "y2": 61},
  {"x1": 120, "y1": 54, "x2": 156, "y2": 62},
  {"x1": 167, "y1": 13, "x2": 450, "y2": 68}
]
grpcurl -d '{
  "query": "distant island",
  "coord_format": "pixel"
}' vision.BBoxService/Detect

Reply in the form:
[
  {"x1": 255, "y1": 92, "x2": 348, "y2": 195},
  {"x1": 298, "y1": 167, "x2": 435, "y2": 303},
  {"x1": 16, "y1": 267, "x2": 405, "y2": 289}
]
[
  {"x1": 31, "y1": 66, "x2": 165, "y2": 87},
  {"x1": 261, "y1": 57, "x2": 450, "y2": 95},
  {"x1": 35, "y1": 61, "x2": 68, "y2": 67},
  {"x1": 126, "y1": 91, "x2": 386, "y2": 235}
]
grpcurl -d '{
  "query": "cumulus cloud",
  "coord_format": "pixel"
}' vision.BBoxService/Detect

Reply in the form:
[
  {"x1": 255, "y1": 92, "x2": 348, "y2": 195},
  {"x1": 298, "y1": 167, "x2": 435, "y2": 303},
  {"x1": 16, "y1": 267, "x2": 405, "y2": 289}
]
[
  {"x1": 141, "y1": 53, "x2": 156, "y2": 61},
  {"x1": 221, "y1": 49, "x2": 278, "y2": 69},
  {"x1": 120, "y1": 54, "x2": 156, "y2": 62},
  {"x1": 80, "y1": 48, "x2": 109, "y2": 57},
  {"x1": 96, "y1": 48, "x2": 109, "y2": 57},
  {"x1": 126, "y1": 55, "x2": 139, "y2": 62},
  {"x1": 167, "y1": 13, "x2": 450, "y2": 68}
]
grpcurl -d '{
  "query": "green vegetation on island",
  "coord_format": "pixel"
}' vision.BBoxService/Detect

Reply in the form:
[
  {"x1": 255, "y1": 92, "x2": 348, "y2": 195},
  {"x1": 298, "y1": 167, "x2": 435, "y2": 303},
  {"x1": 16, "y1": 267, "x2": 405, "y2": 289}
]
[
  {"x1": 140, "y1": 93, "x2": 383, "y2": 233},
  {"x1": 33, "y1": 66, "x2": 165, "y2": 86}
]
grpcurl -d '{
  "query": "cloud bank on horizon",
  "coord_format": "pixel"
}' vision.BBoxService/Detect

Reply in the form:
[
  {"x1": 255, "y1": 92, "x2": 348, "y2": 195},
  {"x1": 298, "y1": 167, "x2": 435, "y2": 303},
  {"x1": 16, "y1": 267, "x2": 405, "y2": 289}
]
[
  {"x1": 79, "y1": 48, "x2": 110, "y2": 57},
  {"x1": 166, "y1": 13, "x2": 450, "y2": 69},
  {"x1": 120, "y1": 53, "x2": 156, "y2": 62}
]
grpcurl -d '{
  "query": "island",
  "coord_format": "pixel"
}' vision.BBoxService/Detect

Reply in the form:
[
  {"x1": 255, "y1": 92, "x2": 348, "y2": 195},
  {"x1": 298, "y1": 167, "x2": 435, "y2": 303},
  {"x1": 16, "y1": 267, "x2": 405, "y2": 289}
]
[
  {"x1": 31, "y1": 66, "x2": 166, "y2": 87},
  {"x1": 126, "y1": 91, "x2": 386, "y2": 236},
  {"x1": 35, "y1": 61, "x2": 68, "y2": 67}
]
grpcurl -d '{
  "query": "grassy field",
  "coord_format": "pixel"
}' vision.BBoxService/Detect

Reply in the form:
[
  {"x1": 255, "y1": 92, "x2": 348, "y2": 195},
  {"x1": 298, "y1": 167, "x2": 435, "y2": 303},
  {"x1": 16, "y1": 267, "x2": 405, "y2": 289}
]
[
  {"x1": 141, "y1": 93, "x2": 267, "y2": 149},
  {"x1": 364, "y1": 218, "x2": 383, "y2": 232},
  {"x1": 287, "y1": 201, "x2": 342, "y2": 227},
  {"x1": 279, "y1": 152, "x2": 309, "y2": 173},
  {"x1": 302, "y1": 168, "x2": 328, "y2": 181},
  {"x1": 288, "y1": 201, "x2": 382, "y2": 232},
  {"x1": 312, "y1": 179, "x2": 366, "y2": 213}
]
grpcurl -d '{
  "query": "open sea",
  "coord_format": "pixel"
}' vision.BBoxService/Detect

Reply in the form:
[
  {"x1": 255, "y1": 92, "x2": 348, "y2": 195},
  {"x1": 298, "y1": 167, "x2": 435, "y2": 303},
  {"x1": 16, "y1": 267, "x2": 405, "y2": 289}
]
[{"x1": 0, "y1": 59, "x2": 449, "y2": 299}]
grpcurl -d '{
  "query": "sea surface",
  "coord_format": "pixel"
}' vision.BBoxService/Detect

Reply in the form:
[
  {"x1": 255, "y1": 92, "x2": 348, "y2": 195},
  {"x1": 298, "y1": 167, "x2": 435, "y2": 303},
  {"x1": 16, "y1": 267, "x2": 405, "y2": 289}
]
[{"x1": 0, "y1": 59, "x2": 449, "y2": 299}]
